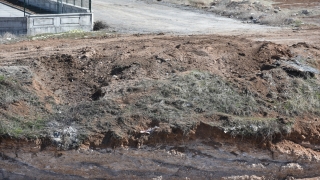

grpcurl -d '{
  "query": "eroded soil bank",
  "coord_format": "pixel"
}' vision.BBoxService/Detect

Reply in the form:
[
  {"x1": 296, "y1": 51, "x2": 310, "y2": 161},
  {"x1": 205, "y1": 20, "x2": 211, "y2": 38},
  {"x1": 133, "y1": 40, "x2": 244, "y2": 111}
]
[
  {"x1": 1, "y1": 30, "x2": 320, "y2": 179},
  {"x1": 1, "y1": 120, "x2": 320, "y2": 179}
]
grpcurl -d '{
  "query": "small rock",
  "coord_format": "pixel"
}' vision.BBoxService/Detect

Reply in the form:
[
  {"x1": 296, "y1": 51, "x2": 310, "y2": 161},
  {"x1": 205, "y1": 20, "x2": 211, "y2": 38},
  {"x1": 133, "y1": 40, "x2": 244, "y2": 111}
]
[
  {"x1": 280, "y1": 163, "x2": 303, "y2": 174},
  {"x1": 285, "y1": 18, "x2": 294, "y2": 24},
  {"x1": 140, "y1": 126, "x2": 159, "y2": 134},
  {"x1": 274, "y1": 6, "x2": 281, "y2": 11},
  {"x1": 301, "y1": 10, "x2": 309, "y2": 15},
  {"x1": 194, "y1": 108, "x2": 205, "y2": 113},
  {"x1": 210, "y1": 2, "x2": 216, "y2": 6},
  {"x1": 252, "y1": 19, "x2": 260, "y2": 24},
  {"x1": 153, "y1": 176, "x2": 162, "y2": 180},
  {"x1": 277, "y1": 60, "x2": 320, "y2": 78},
  {"x1": 277, "y1": 116, "x2": 290, "y2": 124},
  {"x1": 238, "y1": 52, "x2": 245, "y2": 56}
]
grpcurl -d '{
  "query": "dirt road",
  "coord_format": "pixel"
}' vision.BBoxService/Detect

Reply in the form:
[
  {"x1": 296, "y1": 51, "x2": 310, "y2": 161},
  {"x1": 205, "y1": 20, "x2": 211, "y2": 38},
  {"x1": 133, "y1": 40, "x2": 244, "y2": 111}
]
[{"x1": 93, "y1": 0, "x2": 279, "y2": 34}]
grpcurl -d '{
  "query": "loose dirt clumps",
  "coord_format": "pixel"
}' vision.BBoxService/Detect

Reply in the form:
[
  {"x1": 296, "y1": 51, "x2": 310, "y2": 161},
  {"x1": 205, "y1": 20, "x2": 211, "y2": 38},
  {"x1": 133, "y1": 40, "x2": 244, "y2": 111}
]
[{"x1": 0, "y1": 33, "x2": 320, "y2": 179}]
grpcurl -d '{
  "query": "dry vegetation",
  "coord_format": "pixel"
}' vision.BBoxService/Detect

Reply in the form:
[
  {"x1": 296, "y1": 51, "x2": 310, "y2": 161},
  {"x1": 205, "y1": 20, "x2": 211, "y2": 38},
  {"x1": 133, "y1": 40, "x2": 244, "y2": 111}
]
[
  {"x1": 93, "y1": 21, "x2": 109, "y2": 31},
  {"x1": 1, "y1": 32, "x2": 320, "y2": 145},
  {"x1": 43, "y1": 70, "x2": 319, "y2": 143},
  {"x1": 0, "y1": 32, "x2": 18, "y2": 44},
  {"x1": 0, "y1": 75, "x2": 47, "y2": 138},
  {"x1": 0, "y1": 15, "x2": 320, "y2": 148},
  {"x1": 1, "y1": 1, "x2": 320, "y2": 179}
]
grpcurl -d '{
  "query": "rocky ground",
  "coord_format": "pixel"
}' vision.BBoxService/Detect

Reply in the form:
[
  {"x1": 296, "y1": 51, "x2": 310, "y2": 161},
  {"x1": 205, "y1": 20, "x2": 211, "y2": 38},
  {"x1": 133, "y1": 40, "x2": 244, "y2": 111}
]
[
  {"x1": 1, "y1": 0, "x2": 320, "y2": 179},
  {"x1": 160, "y1": 0, "x2": 320, "y2": 27}
]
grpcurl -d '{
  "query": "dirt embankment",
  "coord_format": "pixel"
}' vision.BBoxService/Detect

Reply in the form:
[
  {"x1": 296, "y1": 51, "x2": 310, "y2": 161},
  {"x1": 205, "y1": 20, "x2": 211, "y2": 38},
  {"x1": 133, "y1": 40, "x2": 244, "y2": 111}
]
[
  {"x1": 0, "y1": 32, "x2": 320, "y2": 179},
  {"x1": 1, "y1": 0, "x2": 320, "y2": 179}
]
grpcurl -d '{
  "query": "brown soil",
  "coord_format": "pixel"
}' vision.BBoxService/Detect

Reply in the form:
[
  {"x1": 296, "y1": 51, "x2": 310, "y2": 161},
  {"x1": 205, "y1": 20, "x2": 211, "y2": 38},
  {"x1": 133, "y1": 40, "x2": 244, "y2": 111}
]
[
  {"x1": 1, "y1": 16, "x2": 320, "y2": 180},
  {"x1": 273, "y1": 0, "x2": 320, "y2": 9}
]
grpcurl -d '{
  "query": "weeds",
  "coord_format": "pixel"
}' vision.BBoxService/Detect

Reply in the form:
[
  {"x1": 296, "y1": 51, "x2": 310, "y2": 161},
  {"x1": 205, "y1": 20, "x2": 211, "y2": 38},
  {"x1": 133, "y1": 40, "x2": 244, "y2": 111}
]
[
  {"x1": 222, "y1": 116, "x2": 293, "y2": 139},
  {"x1": 28, "y1": 29, "x2": 116, "y2": 41},
  {"x1": 103, "y1": 71, "x2": 261, "y2": 134},
  {"x1": 264, "y1": 68, "x2": 320, "y2": 115},
  {"x1": 0, "y1": 76, "x2": 46, "y2": 138},
  {"x1": 106, "y1": 71, "x2": 308, "y2": 138},
  {"x1": 93, "y1": 21, "x2": 108, "y2": 31},
  {"x1": 129, "y1": 71, "x2": 258, "y2": 118},
  {"x1": 1, "y1": 69, "x2": 315, "y2": 141},
  {"x1": 47, "y1": 99, "x2": 122, "y2": 140},
  {"x1": 0, "y1": 76, "x2": 28, "y2": 108},
  {"x1": 292, "y1": 19, "x2": 303, "y2": 27},
  {"x1": 0, "y1": 115, "x2": 46, "y2": 138},
  {"x1": 276, "y1": 77, "x2": 320, "y2": 116},
  {"x1": 0, "y1": 32, "x2": 20, "y2": 44}
]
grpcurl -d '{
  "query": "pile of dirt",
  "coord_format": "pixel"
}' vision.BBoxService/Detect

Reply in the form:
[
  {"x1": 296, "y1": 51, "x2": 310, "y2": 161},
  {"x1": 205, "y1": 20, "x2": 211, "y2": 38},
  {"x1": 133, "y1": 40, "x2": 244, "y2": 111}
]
[{"x1": 0, "y1": 34, "x2": 320, "y2": 179}]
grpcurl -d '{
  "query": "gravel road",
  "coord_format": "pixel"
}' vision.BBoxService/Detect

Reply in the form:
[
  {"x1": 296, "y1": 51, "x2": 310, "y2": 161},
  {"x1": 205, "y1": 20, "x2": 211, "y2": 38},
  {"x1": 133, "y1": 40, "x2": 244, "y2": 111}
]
[{"x1": 93, "y1": 0, "x2": 279, "y2": 34}]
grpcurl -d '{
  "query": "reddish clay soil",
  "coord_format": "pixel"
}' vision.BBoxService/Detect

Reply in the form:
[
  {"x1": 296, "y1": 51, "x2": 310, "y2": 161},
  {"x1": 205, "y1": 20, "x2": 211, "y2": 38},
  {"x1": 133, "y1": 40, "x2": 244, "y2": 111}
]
[{"x1": 0, "y1": 27, "x2": 320, "y2": 179}]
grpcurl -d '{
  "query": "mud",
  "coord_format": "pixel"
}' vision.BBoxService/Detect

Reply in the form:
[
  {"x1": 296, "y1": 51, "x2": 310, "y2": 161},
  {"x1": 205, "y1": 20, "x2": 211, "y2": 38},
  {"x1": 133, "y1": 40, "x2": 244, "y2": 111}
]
[{"x1": 1, "y1": 122, "x2": 320, "y2": 179}]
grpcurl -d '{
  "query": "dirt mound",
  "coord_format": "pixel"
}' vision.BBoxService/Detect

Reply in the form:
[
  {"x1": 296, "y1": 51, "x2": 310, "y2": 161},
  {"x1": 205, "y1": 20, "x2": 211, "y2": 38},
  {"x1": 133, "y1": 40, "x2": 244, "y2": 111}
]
[
  {"x1": 0, "y1": 34, "x2": 320, "y2": 179},
  {"x1": 255, "y1": 42, "x2": 293, "y2": 61}
]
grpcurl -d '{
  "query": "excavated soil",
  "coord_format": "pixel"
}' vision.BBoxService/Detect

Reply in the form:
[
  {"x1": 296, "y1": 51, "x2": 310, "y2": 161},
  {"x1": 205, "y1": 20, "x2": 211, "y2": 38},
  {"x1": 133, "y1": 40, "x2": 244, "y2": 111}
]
[
  {"x1": 0, "y1": 30, "x2": 320, "y2": 179},
  {"x1": 1, "y1": 0, "x2": 320, "y2": 178}
]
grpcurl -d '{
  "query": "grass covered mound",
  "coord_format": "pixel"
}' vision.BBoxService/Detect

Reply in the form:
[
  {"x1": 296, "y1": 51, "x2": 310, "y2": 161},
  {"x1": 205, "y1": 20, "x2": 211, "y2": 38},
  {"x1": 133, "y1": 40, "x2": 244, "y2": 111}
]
[
  {"x1": 1, "y1": 70, "x2": 319, "y2": 143},
  {"x1": 0, "y1": 75, "x2": 46, "y2": 138},
  {"x1": 54, "y1": 71, "x2": 318, "y2": 143}
]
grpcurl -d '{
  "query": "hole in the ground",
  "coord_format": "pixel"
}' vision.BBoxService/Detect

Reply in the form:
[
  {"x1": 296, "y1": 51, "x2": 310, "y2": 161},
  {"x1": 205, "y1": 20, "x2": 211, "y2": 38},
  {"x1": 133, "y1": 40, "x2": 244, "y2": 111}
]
[
  {"x1": 91, "y1": 89, "x2": 105, "y2": 101},
  {"x1": 110, "y1": 65, "x2": 131, "y2": 75}
]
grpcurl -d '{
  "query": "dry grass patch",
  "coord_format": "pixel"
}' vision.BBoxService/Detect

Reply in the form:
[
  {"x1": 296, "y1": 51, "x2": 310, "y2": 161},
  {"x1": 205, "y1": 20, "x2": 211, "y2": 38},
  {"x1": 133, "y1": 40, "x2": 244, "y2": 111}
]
[{"x1": 0, "y1": 76, "x2": 47, "y2": 138}]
